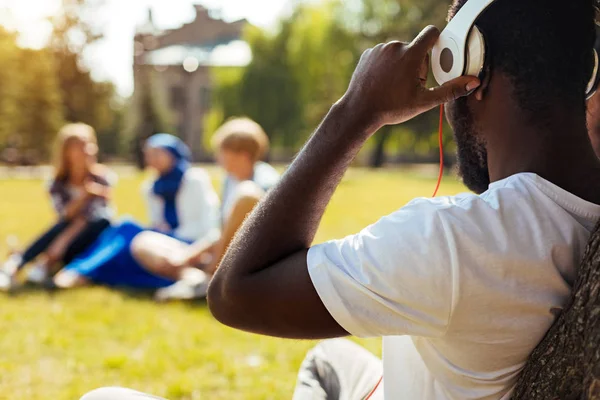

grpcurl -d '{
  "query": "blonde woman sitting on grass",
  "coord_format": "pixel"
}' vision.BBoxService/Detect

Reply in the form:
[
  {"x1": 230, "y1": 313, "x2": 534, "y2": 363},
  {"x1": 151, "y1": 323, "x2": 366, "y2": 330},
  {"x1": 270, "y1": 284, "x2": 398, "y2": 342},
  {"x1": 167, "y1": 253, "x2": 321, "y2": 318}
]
[
  {"x1": 51, "y1": 134, "x2": 220, "y2": 298},
  {"x1": 0, "y1": 123, "x2": 115, "y2": 290}
]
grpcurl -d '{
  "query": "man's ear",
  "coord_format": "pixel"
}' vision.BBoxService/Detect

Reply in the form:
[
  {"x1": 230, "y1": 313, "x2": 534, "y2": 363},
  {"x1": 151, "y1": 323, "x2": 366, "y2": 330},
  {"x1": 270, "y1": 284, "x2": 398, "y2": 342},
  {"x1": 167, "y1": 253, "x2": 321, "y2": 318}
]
[
  {"x1": 474, "y1": 65, "x2": 492, "y2": 101},
  {"x1": 586, "y1": 92, "x2": 600, "y2": 158}
]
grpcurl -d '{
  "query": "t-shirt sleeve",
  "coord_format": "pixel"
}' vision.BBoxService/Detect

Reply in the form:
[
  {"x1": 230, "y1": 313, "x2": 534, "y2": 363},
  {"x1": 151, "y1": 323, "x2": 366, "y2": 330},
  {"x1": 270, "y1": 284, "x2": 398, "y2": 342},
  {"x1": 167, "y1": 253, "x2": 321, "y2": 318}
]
[
  {"x1": 307, "y1": 199, "x2": 457, "y2": 339},
  {"x1": 174, "y1": 169, "x2": 221, "y2": 242}
]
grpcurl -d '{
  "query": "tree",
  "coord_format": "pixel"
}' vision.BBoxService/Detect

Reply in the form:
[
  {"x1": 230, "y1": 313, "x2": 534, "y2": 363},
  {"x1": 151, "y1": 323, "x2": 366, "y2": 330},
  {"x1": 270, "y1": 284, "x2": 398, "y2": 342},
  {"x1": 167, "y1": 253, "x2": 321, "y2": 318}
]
[
  {"x1": 286, "y1": 3, "x2": 359, "y2": 140},
  {"x1": 512, "y1": 222, "x2": 600, "y2": 399},
  {"x1": 49, "y1": 0, "x2": 120, "y2": 146},
  {"x1": 210, "y1": 2, "x2": 357, "y2": 153},
  {"x1": 207, "y1": 0, "x2": 458, "y2": 164},
  {"x1": 127, "y1": 68, "x2": 174, "y2": 169},
  {"x1": 237, "y1": 21, "x2": 304, "y2": 150},
  {"x1": 342, "y1": 0, "x2": 450, "y2": 167},
  {"x1": 16, "y1": 48, "x2": 64, "y2": 158},
  {"x1": 0, "y1": 28, "x2": 21, "y2": 148},
  {"x1": 0, "y1": 29, "x2": 63, "y2": 159}
]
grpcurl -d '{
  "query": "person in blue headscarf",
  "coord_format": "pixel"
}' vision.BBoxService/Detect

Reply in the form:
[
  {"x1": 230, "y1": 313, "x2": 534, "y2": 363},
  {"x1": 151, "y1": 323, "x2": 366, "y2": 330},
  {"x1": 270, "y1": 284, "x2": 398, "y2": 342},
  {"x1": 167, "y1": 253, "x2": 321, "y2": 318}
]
[
  {"x1": 124, "y1": 119, "x2": 280, "y2": 301},
  {"x1": 52, "y1": 134, "x2": 220, "y2": 295},
  {"x1": 143, "y1": 134, "x2": 220, "y2": 243}
]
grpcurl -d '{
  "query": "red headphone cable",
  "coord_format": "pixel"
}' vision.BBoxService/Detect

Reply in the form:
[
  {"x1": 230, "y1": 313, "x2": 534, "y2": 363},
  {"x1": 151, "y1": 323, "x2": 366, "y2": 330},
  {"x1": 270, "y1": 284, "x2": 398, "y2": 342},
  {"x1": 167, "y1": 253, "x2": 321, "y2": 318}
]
[
  {"x1": 365, "y1": 375, "x2": 383, "y2": 400},
  {"x1": 432, "y1": 104, "x2": 445, "y2": 197}
]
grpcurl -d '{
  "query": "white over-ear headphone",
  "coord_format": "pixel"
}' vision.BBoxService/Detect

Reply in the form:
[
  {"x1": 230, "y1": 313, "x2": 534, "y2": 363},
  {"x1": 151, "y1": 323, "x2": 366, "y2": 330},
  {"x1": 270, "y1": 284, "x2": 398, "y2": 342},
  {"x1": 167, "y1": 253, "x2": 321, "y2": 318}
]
[{"x1": 431, "y1": 0, "x2": 600, "y2": 100}]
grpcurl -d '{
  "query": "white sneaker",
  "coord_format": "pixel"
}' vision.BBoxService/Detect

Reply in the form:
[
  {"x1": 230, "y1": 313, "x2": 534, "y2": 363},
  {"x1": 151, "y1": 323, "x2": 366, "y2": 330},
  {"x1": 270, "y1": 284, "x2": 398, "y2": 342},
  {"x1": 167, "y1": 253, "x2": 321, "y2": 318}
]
[
  {"x1": 0, "y1": 270, "x2": 12, "y2": 292},
  {"x1": 26, "y1": 263, "x2": 48, "y2": 284},
  {"x1": 2, "y1": 254, "x2": 22, "y2": 276},
  {"x1": 0, "y1": 254, "x2": 21, "y2": 291},
  {"x1": 154, "y1": 269, "x2": 209, "y2": 302}
]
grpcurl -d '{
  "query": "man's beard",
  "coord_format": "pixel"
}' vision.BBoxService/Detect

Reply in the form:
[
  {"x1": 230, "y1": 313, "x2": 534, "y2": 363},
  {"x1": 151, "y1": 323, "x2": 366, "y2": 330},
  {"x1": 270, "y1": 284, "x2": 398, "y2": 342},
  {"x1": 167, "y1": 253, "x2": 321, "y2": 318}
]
[{"x1": 448, "y1": 97, "x2": 490, "y2": 194}]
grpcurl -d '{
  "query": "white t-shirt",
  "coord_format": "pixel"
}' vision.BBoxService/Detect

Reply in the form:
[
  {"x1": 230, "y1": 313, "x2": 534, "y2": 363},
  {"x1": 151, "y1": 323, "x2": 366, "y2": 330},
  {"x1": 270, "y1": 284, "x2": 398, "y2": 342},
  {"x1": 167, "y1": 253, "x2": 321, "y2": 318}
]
[
  {"x1": 144, "y1": 167, "x2": 221, "y2": 243},
  {"x1": 307, "y1": 173, "x2": 600, "y2": 400},
  {"x1": 221, "y1": 162, "x2": 280, "y2": 221}
]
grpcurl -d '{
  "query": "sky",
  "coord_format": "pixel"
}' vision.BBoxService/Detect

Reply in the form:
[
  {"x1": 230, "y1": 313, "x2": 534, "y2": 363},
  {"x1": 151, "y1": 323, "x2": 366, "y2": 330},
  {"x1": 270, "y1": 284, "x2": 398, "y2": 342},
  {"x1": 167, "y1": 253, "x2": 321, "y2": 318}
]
[{"x1": 0, "y1": 0, "x2": 294, "y2": 96}]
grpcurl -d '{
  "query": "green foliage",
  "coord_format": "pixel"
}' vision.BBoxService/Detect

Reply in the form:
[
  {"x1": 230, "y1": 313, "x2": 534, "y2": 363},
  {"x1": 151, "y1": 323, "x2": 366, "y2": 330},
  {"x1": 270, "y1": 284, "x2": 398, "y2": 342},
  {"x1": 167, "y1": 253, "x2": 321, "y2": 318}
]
[
  {"x1": 286, "y1": 3, "x2": 358, "y2": 138},
  {"x1": 126, "y1": 69, "x2": 175, "y2": 168},
  {"x1": 0, "y1": 29, "x2": 64, "y2": 158},
  {"x1": 0, "y1": 29, "x2": 22, "y2": 148},
  {"x1": 50, "y1": 0, "x2": 120, "y2": 146},
  {"x1": 221, "y1": 22, "x2": 304, "y2": 150},
  {"x1": 0, "y1": 0, "x2": 125, "y2": 160},
  {"x1": 16, "y1": 49, "x2": 64, "y2": 158},
  {"x1": 208, "y1": 2, "x2": 356, "y2": 152},
  {"x1": 204, "y1": 67, "x2": 245, "y2": 150},
  {"x1": 208, "y1": 0, "x2": 454, "y2": 166}
]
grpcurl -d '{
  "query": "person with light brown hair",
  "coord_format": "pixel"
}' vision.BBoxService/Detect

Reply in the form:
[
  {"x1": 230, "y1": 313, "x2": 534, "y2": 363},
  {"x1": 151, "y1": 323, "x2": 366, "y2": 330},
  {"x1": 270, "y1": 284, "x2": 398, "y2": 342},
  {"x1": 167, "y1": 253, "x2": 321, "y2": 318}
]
[
  {"x1": 0, "y1": 123, "x2": 115, "y2": 290},
  {"x1": 211, "y1": 118, "x2": 278, "y2": 226}
]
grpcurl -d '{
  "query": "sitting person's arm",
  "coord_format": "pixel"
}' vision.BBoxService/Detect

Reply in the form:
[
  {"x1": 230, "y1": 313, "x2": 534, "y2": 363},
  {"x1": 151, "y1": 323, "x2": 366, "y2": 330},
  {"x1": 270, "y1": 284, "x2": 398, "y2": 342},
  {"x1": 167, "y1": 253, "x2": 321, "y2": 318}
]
[
  {"x1": 51, "y1": 184, "x2": 93, "y2": 221},
  {"x1": 51, "y1": 167, "x2": 115, "y2": 222},
  {"x1": 204, "y1": 182, "x2": 264, "y2": 275},
  {"x1": 208, "y1": 28, "x2": 479, "y2": 339},
  {"x1": 177, "y1": 182, "x2": 264, "y2": 273}
]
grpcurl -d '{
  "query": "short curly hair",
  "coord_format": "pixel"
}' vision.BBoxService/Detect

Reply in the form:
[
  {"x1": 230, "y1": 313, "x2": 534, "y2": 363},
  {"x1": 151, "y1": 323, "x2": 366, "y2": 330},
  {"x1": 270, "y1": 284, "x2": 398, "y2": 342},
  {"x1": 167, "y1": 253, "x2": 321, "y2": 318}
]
[{"x1": 212, "y1": 118, "x2": 270, "y2": 163}]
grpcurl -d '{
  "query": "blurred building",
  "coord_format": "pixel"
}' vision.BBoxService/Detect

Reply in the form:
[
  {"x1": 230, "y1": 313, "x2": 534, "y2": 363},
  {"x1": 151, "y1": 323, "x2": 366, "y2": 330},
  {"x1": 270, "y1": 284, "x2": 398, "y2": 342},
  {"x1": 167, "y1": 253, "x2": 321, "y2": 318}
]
[{"x1": 132, "y1": 5, "x2": 251, "y2": 160}]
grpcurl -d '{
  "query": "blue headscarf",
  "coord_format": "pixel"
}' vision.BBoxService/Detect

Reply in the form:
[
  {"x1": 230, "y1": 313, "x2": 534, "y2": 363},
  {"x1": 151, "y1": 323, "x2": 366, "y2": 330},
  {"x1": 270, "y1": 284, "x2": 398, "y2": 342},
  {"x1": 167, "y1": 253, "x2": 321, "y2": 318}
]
[{"x1": 147, "y1": 134, "x2": 191, "y2": 231}]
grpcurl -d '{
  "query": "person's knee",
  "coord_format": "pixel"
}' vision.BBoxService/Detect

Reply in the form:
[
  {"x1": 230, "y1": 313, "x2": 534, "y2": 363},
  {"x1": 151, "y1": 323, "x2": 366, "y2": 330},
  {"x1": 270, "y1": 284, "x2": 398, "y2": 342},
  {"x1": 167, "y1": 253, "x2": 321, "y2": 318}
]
[
  {"x1": 80, "y1": 387, "x2": 118, "y2": 400},
  {"x1": 302, "y1": 339, "x2": 349, "y2": 367},
  {"x1": 313, "y1": 338, "x2": 355, "y2": 357},
  {"x1": 302, "y1": 338, "x2": 368, "y2": 374},
  {"x1": 80, "y1": 387, "x2": 156, "y2": 400},
  {"x1": 131, "y1": 233, "x2": 172, "y2": 268},
  {"x1": 130, "y1": 232, "x2": 154, "y2": 258}
]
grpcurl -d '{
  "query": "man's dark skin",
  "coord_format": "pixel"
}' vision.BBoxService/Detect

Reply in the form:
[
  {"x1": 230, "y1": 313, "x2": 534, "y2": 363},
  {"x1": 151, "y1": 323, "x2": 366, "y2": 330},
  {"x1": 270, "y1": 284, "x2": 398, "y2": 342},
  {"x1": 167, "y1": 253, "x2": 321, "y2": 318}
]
[
  {"x1": 588, "y1": 91, "x2": 600, "y2": 156},
  {"x1": 207, "y1": 26, "x2": 600, "y2": 340}
]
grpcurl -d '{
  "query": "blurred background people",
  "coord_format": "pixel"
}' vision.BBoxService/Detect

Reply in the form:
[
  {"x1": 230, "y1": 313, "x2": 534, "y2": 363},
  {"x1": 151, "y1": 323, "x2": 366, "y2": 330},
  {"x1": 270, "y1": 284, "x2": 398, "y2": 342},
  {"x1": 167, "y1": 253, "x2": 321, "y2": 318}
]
[
  {"x1": 128, "y1": 118, "x2": 280, "y2": 301},
  {"x1": 52, "y1": 134, "x2": 220, "y2": 298},
  {"x1": 143, "y1": 133, "x2": 220, "y2": 243},
  {"x1": 0, "y1": 123, "x2": 115, "y2": 290},
  {"x1": 214, "y1": 118, "x2": 279, "y2": 225}
]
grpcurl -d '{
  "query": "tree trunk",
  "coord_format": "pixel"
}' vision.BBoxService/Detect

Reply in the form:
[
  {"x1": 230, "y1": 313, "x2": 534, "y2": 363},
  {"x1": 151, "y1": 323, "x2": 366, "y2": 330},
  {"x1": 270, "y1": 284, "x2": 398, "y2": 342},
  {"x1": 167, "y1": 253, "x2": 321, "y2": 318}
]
[
  {"x1": 369, "y1": 127, "x2": 392, "y2": 168},
  {"x1": 512, "y1": 221, "x2": 600, "y2": 400}
]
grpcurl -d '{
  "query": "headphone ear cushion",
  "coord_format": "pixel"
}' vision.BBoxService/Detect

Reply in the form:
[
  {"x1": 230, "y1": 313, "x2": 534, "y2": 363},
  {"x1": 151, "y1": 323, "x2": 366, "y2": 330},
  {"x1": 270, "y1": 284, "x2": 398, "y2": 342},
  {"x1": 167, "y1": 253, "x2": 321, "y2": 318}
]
[{"x1": 465, "y1": 26, "x2": 486, "y2": 78}]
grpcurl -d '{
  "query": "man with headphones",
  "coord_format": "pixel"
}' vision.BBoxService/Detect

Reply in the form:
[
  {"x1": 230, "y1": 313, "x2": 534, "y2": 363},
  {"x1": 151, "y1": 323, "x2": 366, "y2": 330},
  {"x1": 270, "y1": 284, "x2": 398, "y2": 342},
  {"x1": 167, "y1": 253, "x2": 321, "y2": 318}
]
[{"x1": 82, "y1": 0, "x2": 600, "y2": 399}]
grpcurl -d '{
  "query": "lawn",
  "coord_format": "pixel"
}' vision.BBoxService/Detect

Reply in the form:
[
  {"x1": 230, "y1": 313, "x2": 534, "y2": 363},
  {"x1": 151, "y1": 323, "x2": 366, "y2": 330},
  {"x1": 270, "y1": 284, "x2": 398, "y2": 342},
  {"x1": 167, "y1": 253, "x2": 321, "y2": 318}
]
[{"x1": 0, "y1": 166, "x2": 465, "y2": 400}]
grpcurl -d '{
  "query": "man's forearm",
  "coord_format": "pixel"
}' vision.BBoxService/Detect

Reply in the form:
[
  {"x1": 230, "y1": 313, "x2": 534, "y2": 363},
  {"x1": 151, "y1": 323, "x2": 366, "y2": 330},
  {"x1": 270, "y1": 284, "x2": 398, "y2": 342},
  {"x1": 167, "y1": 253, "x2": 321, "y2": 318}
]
[{"x1": 212, "y1": 100, "x2": 374, "y2": 286}]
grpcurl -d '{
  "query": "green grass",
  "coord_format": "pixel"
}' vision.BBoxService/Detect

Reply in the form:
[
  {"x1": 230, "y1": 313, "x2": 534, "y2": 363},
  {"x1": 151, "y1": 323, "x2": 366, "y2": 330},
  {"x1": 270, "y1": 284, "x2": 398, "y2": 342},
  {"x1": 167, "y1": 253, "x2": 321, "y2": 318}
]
[{"x1": 0, "y1": 167, "x2": 465, "y2": 400}]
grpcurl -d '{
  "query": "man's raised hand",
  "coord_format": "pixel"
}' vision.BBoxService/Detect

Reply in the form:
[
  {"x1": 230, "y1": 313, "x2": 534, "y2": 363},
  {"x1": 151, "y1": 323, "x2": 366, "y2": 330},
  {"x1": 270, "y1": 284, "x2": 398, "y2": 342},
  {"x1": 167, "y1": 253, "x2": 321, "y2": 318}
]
[{"x1": 339, "y1": 26, "x2": 480, "y2": 132}]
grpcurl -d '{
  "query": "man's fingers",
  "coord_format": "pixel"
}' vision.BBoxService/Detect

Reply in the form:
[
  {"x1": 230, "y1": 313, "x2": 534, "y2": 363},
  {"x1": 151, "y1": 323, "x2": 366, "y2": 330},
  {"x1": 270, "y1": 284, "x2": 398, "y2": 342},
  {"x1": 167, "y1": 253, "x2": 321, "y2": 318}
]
[
  {"x1": 421, "y1": 76, "x2": 480, "y2": 108},
  {"x1": 410, "y1": 25, "x2": 441, "y2": 58},
  {"x1": 419, "y1": 53, "x2": 430, "y2": 83}
]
